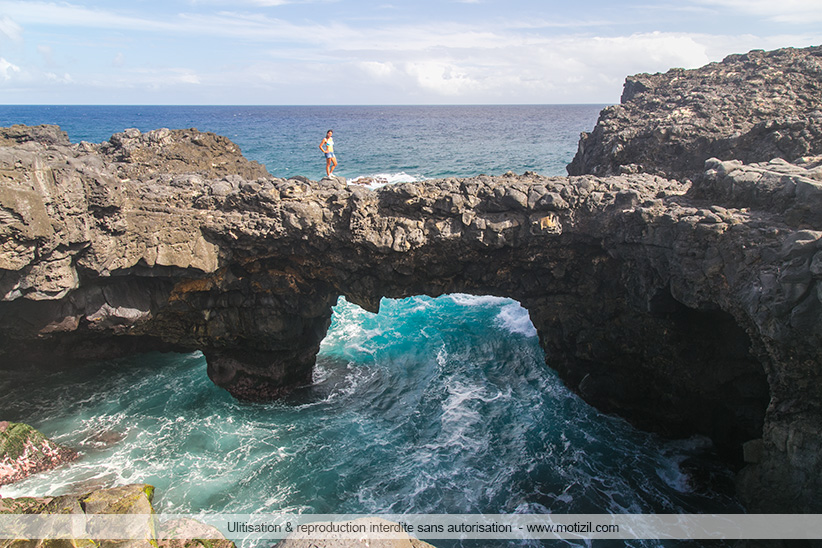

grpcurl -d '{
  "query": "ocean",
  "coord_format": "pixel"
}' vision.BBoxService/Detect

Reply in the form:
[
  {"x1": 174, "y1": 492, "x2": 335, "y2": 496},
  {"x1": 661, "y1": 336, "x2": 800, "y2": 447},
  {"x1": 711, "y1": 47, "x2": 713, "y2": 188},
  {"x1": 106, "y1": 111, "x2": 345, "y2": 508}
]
[
  {"x1": 0, "y1": 104, "x2": 598, "y2": 181},
  {"x1": 0, "y1": 106, "x2": 742, "y2": 547}
]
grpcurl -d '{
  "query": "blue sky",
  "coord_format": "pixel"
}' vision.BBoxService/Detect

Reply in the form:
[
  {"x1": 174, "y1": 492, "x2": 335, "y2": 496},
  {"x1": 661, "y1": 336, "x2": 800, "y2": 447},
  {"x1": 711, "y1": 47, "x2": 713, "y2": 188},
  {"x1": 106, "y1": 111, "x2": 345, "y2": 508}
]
[{"x1": 0, "y1": 0, "x2": 820, "y2": 104}]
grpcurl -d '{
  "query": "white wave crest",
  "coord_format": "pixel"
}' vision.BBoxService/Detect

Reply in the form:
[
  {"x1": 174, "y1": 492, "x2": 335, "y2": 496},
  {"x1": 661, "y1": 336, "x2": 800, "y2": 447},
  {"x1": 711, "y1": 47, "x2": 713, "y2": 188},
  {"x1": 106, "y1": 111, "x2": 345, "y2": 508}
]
[
  {"x1": 349, "y1": 172, "x2": 422, "y2": 188},
  {"x1": 495, "y1": 302, "x2": 538, "y2": 337},
  {"x1": 446, "y1": 293, "x2": 509, "y2": 307}
]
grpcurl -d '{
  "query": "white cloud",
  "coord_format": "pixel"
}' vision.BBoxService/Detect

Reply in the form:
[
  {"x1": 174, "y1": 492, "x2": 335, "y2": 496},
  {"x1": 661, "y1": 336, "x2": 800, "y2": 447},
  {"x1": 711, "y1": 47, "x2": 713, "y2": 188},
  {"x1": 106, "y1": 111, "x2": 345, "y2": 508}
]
[
  {"x1": 405, "y1": 61, "x2": 478, "y2": 95},
  {"x1": 44, "y1": 71, "x2": 72, "y2": 83},
  {"x1": 357, "y1": 61, "x2": 396, "y2": 80},
  {"x1": 0, "y1": 1, "x2": 176, "y2": 32},
  {"x1": 0, "y1": 57, "x2": 21, "y2": 79},
  {"x1": 0, "y1": 1, "x2": 327, "y2": 41},
  {"x1": 326, "y1": 30, "x2": 817, "y2": 103},
  {"x1": 328, "y1": 31, "x2": 719, "y2": 102},
  {"x1": 0, "y1": 15, "x2": 23, "y2": 41},
  {"x1": 177, "y1": 71, "x2": 201, "y2": 85},
  {"x1": 693, "y1": 0, "x2": 822, "y2": 23}
]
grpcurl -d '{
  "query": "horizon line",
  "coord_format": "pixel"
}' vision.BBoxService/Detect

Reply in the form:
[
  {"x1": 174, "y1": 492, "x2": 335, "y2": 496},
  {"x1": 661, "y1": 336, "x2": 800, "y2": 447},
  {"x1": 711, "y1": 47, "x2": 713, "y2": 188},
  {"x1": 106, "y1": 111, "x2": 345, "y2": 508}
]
[{"x1": 1, "y1": 102, "x2": 612, "y2": 108}]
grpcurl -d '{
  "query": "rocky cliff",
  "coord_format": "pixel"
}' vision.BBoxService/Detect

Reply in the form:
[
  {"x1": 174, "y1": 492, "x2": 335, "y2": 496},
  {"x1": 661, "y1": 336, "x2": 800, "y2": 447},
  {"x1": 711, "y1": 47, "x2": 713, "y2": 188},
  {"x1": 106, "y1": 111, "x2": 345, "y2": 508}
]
[
  {"x1": 567, "y1": 46, "x2": 822, "y2": 180},
  {"x1": 1, "y1": 45, "x2": 821, "y2": 514}
]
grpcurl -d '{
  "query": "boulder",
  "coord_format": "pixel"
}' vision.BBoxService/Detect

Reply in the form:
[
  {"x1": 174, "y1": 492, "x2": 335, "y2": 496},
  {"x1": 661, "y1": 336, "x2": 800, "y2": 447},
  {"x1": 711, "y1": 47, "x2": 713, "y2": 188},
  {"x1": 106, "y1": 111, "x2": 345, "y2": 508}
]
[
  {"x1": 0, "y1": 422, "x2": 78, "y2": 486},
  {"x1": 0, "y1": 484, "x2": 235, "y2": 548}
]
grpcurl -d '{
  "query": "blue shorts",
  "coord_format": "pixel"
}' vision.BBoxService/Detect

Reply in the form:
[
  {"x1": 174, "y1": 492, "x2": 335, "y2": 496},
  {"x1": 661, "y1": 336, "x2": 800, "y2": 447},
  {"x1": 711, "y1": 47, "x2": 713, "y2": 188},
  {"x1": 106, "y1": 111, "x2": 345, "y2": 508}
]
[{"x1": 325, "y1": 152, "x2": 336, "y2": 159}]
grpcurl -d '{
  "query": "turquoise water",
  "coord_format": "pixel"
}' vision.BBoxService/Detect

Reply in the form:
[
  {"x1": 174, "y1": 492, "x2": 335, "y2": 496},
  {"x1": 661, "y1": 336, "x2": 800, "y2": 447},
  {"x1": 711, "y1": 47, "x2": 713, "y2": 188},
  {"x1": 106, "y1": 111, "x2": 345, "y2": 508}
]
[
  {"x1": 0, "y1": 297, "x2": 740, "y2": 544},
  {"x1": 0, "y1": 106, "x2": 743, "y2": 546}
]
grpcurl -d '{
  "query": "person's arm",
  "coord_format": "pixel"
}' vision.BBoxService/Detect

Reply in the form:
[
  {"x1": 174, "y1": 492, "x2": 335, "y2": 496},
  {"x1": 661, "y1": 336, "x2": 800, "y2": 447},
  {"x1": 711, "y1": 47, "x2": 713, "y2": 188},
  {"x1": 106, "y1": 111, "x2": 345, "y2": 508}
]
[{"x1": 319, "y1": 138, "x2": 327, "y2": 152}]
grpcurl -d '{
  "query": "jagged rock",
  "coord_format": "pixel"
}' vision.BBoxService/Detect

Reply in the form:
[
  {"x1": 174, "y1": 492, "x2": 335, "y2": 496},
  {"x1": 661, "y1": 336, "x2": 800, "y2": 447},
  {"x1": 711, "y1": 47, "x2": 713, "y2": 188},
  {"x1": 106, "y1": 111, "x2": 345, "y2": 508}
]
[
  {"x1": 0, "y1": 422, "x2": 78, "y2": 486},
  {"x1": 568, "y1": 46, "x2": 822, "y2": 180},
  {"x1": 1, "y1": 45, "x2": 822, "y2": 515},
  {"x1": 695, "y1": 156, "x2": 822, "y2": 227}
]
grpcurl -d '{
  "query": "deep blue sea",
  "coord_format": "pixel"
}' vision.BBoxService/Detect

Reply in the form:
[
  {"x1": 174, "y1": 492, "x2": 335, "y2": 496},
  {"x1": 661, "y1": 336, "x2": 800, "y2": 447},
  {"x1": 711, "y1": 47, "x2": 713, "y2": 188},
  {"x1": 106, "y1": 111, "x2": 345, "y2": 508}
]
[
  {"x1": 0, "y1": 105, "x2": 598, "y2": 181},
  {"x1": 0, "y1": 106, "x2": 742, "y2": 547}
]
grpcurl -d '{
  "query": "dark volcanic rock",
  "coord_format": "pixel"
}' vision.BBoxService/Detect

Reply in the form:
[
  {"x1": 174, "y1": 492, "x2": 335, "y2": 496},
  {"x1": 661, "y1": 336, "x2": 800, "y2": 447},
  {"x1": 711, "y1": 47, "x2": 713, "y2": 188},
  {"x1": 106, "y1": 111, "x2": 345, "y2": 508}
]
[
  {"x1": 568, "y1": 46, "x2": 822, "y2": 180},
  {"x1": 2, "y1": 48, "x2": 822, "y2": 517}
]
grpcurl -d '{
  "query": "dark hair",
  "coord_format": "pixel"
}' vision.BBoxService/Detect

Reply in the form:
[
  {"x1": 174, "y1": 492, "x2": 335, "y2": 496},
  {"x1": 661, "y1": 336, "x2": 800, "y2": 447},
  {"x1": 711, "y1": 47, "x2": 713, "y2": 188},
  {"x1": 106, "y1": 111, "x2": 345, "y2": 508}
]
[{"x1": 327, "y1": 129, "x2": 333, "y2": 133}]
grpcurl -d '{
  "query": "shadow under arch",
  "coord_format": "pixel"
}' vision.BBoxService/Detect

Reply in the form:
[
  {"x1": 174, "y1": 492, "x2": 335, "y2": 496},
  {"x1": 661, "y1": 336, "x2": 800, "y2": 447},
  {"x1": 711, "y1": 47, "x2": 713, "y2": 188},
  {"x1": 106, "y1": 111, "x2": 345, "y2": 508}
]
[
  {"x1": 274, "y1": 292, "x2": 748, "y2": 516},
  {"x1": 525, "y1": 283, "x2": 770, "y2": 468}
]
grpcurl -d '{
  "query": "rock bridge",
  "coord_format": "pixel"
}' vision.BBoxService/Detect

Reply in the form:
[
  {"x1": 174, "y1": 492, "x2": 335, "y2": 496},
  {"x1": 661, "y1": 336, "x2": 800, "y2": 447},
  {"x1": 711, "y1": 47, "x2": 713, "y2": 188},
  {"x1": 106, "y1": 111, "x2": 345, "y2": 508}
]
[
  {"x1": 1, "y1": 124, "x2": 820, "y2": 513},
  {"x1": 5, "y1": 36, "x2": 822, "y2": 518}
]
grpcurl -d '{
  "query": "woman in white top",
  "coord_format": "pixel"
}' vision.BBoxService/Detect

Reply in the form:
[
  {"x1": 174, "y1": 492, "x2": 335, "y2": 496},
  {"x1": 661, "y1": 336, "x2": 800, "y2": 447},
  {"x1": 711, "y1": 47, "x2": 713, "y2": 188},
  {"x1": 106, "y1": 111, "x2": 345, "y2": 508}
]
[{"x1": 319, "y1": 129, "x2": 337, "y2": 176}]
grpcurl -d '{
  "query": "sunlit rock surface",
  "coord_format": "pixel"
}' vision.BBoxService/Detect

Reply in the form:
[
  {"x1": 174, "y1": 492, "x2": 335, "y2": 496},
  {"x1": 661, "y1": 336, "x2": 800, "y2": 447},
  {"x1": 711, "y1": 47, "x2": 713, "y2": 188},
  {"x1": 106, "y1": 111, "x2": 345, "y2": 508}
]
[{"x1": 2, "y1": 45, "x2": 822, "y2": 513}]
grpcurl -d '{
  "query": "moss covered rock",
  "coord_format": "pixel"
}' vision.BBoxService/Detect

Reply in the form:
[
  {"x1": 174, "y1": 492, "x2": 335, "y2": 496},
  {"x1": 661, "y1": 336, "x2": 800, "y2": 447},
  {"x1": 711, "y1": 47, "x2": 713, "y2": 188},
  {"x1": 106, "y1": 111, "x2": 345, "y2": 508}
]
[
  {"x1": 0, "y1": 422, "x2": 78, "y2": 486},
  {"x1": 0, "y1": 484, "x2": 235, "y2": 548}
]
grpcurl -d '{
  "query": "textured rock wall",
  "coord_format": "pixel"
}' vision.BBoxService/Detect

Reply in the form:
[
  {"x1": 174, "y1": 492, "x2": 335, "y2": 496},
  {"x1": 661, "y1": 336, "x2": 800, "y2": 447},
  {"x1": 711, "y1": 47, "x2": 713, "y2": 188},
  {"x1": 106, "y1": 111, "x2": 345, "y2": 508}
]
[
  {"x1": 1, "y1": 123, "x2": 819, "y2": 511},
  {"x1": 2, "y1": 45, "x2": 822, "y2": 514},
  {"x1": 567, "y1": 46, "x2": 822, "y2": 180}
]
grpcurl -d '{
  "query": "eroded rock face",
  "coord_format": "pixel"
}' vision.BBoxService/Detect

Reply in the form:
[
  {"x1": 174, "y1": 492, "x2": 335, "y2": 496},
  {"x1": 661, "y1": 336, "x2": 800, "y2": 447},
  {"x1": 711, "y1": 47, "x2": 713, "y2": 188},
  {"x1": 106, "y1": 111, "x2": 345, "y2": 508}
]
[
  {"x1": 567, "y1": 46, "x2": 822, "y2": 180},
  {"x1": 1, "y1": 46, "x2": 822, "y2": 514},
  {"x1": 0, "y1": 124, "x2": 818, "y2": 512}
]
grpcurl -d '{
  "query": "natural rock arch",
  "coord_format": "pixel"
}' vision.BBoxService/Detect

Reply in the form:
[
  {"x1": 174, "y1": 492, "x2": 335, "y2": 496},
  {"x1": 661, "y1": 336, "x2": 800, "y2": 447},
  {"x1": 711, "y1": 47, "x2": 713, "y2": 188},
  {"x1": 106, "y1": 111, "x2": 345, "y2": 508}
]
[{"x1": 1, "y1": 120, "x2": 820, "y2": 513}]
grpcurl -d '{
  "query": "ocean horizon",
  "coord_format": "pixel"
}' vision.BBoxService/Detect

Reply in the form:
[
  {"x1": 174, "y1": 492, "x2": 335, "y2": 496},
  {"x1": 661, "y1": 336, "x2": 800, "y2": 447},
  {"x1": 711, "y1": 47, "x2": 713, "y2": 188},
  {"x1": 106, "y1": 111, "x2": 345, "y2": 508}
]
[{"x1": 0, "y1": 104, "x2": 605, "y2": 182}]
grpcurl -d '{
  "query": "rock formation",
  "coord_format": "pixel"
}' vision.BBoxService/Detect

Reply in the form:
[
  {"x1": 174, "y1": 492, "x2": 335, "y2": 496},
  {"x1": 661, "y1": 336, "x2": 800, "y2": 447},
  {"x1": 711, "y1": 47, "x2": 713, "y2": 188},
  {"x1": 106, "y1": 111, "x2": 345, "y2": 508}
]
[
  {"x1": 0, "y1": 483, "x2": 235, "y2": 548},
  {"x1": 0, "y1": 422, "x2": 78, "y2": 486},
  {"x1": 1, "y1": 45, "x2": 822, "y2": 514},
  {"x1": 567, "y1": 46, "x2": 822, "y2": 180}
]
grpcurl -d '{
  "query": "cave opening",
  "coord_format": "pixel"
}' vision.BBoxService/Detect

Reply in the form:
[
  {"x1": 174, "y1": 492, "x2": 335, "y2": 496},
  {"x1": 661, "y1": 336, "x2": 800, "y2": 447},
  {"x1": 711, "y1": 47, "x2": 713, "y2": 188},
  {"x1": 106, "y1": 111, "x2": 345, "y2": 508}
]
[{"x1": 645, "y1": 288, "x2": 771, "y2": 467}]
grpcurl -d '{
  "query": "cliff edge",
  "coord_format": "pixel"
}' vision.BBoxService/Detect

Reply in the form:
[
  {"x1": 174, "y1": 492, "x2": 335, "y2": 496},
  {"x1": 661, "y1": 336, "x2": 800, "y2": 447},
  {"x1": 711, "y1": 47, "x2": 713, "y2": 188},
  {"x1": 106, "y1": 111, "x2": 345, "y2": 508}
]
[
  {"x1": 1, "y1": 45, "x2": 822, "y2": 514},
  {"x1": 567, "y1": 46, "x2": 822, "y2": 180}
]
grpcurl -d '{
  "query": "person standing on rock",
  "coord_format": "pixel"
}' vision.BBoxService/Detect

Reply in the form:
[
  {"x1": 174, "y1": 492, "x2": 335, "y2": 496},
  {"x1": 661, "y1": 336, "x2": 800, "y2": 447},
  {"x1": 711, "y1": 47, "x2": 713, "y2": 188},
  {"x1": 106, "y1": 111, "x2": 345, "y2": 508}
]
[{"x1": 319, "y1": 129, "x2": 337, "y2": 176}]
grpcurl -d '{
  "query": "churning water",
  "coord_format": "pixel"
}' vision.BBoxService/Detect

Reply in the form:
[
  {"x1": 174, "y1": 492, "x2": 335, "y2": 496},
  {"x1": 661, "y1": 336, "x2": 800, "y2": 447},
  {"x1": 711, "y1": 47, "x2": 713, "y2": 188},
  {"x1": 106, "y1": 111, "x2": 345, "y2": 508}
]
[{"x1": 0, "y1": 106, "x2": 742, "y2": 546}]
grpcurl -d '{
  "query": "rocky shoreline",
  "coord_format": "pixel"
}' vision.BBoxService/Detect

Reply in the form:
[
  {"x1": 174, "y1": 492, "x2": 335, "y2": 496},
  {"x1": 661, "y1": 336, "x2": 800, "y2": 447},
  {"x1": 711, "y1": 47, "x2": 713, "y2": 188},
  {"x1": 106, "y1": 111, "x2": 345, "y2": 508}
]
[
  {"x1": 0, "y1": 422, "x2": 78, "y2": 487},
  {"x1": 567, "y1": 46, "x2": 822, "y2": 181},
  {"x1": 1, "y1": 44, "x2": 821, "y2": 517},
  {"x1": 0, "y1": 483, "x2": 235, "y2": 548}
]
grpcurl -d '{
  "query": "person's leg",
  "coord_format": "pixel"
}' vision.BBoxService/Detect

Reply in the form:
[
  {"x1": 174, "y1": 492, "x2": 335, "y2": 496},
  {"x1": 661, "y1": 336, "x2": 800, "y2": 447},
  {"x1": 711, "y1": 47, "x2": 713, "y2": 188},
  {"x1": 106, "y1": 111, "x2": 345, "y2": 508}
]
[
  {"x1": 326, "y1": 157, "x2": 332, "y2": 175},
  {"x1": 329, "y1": 156, "x2": 337, "y2": 174}
]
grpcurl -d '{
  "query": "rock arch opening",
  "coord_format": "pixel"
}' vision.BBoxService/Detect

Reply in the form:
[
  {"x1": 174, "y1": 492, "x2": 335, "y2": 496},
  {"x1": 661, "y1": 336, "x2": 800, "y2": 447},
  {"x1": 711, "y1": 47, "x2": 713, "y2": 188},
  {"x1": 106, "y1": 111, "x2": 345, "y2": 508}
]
[
  {"x1": 645, "y1": 289, "x2": 770, "y2": 464},
  {"x1": 299, "y1": 292, "x2": 748, "y2": 513}
]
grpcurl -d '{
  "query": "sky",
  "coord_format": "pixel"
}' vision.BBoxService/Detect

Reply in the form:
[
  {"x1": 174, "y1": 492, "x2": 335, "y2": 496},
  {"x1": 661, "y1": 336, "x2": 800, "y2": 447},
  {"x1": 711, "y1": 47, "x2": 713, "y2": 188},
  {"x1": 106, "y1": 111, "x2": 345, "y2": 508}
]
[{"x1": 0, "y1": 0, "x2": 821, "y2": 105}]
